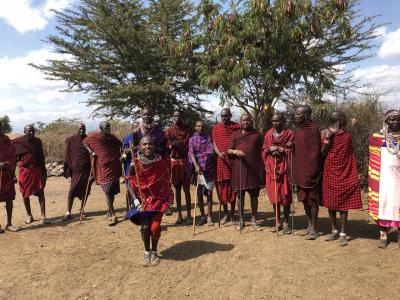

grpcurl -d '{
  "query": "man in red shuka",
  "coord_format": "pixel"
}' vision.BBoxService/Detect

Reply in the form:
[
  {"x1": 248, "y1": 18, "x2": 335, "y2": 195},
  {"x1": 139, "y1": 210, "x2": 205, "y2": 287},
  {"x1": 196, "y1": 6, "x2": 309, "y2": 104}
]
[
  {"x1": 0, "y1": 122, "x2": 20, "y2": 232},
  {"x1": 212, "y1": 108, "x2": 240, "y2": 224},
  {"x1": 83, "y1": 121, "x2": 122, "y2": 226},
  {"x1": 165, "y1": 110, "x2": 193, "y2": 225},
  {"x1": 14, "y1": 124, "x2": 49, "y2": 225},
  {"x1": 321, "y1": 111, "x2": 362, "y2": 246},
  {"x1": 126, "y1": 136, "x2": 173, "y2": 266},
  {"x1": 262, "y1": 113, "x2": 294, "y2": 234},
  {"x1": 293, "y1": 105, "x2": 322, "y2": 240}
]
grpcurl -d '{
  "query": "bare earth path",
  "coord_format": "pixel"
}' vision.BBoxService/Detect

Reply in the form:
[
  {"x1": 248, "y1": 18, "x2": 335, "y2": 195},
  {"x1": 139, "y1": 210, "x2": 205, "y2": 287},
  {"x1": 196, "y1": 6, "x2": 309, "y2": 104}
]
[{"x1": 0, "y1": 177, "x2": 399, "y2": 299}]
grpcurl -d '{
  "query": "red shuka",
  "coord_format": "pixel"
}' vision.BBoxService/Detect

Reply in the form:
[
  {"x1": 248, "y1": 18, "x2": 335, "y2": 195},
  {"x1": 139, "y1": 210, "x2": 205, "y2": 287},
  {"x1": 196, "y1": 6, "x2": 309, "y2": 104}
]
[
  {"x1": 127, "y1": 158, "x2": 173, "y2": 213},
  {"x1": 262, "y1": 128, "x2": 294, "y2": 205},
  {"x1": 322, "y1": 130, "x2": 362, "y2": 211},
  {"x1": 212, "y1": 122, "x2": 240, "y2": 181},
  {"x1": 83, "y1": 132, "x2": 122, "y2": 184},
  {"x1": 0, "y1": 134, "x2": 16, "y2": 201},
  {"x1": 165, "y1": 123, "x2": 192, "y2": 159},
  {"x1": 293, "y1": 122, "x2": 321, "y2": 188},
  {"x1": 13, "y1": 136, "x2": 46, "y2": 198}
]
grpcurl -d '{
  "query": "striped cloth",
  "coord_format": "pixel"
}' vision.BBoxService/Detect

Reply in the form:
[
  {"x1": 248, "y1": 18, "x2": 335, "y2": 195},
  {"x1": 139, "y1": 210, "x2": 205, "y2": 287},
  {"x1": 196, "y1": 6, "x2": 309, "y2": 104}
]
[{"x1": 368, "y1": 133, "x2": 400, "y2": 227}]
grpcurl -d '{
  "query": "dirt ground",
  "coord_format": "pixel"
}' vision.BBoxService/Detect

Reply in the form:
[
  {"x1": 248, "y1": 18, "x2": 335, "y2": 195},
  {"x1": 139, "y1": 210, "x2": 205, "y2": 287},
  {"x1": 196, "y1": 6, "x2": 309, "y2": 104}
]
[{"x1": 0, "y1": 177, "x2": 399, "y2": 300}]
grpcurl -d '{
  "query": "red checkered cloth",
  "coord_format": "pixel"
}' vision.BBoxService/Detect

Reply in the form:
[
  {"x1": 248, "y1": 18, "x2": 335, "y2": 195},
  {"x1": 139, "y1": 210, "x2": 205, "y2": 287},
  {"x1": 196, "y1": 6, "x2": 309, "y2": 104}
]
[
  {"x1": 83, "y1": 132, "x2": 122, "y2": 184},
  {"x1": 215, "y1": 179, "x2": 235, "y2": 204},
  {"x1": 212, "y1": 122, "x2": 240, "y2": 181},
  {"x1": 322, "y1": 130, "x2": 362, "y2": 211}
]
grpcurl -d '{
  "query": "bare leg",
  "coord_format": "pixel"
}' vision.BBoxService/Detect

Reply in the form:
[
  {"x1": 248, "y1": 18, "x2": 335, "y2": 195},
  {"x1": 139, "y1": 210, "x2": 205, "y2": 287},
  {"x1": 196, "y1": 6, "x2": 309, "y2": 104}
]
[
  {"x1": 378, "y1": 226, "x2": 389, "y2": 248},
  {"x1": 302, "y1": 202, "x2": 312, "y2": 232},
  {"x1": 38, "y1": 190, "x2": 49, "y2": 224},
  {"x1": 67, "y1": 196, "x2": 74, "y2": 214},
  {"x1": 339, "y1": 211, "x2": 348, "y2": 234},
  {"x1": 310, "y1": 206, "x2": 319, "y2": 233},
  {"x1": 5, "y1": 200, "x2": 20, "y2": 231},
  {"x1": 183, "y1": 184, "x2": 192, "y2": 218},
  {"x1": 23, "y1": 197, "x2": 34, "y2": 223},
  {"x1": 272, "y1": 204, "x2": 282, "y2": 226},
  {"x1": 230, "y1": 202, "x2": 236, "y2": 220},
  {"x1": 283, "y1": 205, "x2": 290, "y2": 225},
  {"x1": 151, "y1": 238, "x2": 159, "y2": 252},
  {"x1": 105, "y1": 194, "x2": 117, "y2": 226},
  {"x1": 328, "y1": 209, "x2": 338, "y2": 231},
  {"x1": 140, "y1": 218, "x2": 151, "y2": 251},
  {"x1": 175, "y1": 183, "x2": 183, "y2": 224},
  {"x1": 250, "y1": 195, "x2": 258, "y2": 221},
  {"x1": 197, "y1": 187, "x2": 205, "y2": 217},
  {"x1": 206, "y1": 190, "x2": 213, "y2": 219}
]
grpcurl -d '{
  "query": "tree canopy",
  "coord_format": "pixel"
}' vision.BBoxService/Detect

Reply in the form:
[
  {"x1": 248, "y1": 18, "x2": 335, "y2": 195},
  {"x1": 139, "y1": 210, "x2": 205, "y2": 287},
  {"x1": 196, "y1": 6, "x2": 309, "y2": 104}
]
[
  {"x1": 187, "y1": 0, "x2": 380, "y2": 129},
  {"x1": 33, "y1": 0, "x2": 210, "y2": 122},
  {"x1": 0, "y1": 115, "x2": 12, "y2": 134}
]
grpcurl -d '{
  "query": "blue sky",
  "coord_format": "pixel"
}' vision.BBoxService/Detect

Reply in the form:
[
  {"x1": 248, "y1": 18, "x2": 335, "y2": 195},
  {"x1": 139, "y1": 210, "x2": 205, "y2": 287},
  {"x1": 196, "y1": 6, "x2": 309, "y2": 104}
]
[{"x1": 0, "y1": 0, "x2": 400, "y2": 132}]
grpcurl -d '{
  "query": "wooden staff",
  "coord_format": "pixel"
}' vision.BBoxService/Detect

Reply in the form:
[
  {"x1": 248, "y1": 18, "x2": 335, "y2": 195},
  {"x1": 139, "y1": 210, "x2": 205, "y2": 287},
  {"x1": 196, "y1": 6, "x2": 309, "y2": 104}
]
[
  {"x1": 0, "y1": 170, "x2": 3, "y2": 193},
  {"x1": 239, "y1": 157, "x2": 242, "y2": 234},
  {"x1": 274, "y1": 156, "x2": 279, "y2": 236},
  {"x1": 192, "y1": 174, "x2": 199, "y2": 237},
  {"x1": 79, "y1": 157, "x2": 94, "y2": 223},
  {"x1": 218, "y1": 201, "x2": 221, "y2": 228},
  {"x1": 129, "y1": 142, "x2": 145, "y2": 204}
]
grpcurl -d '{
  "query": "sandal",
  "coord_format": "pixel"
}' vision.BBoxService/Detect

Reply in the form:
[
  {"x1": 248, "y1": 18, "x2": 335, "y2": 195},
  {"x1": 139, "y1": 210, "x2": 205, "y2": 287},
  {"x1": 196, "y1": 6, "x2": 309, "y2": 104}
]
[
  {"x1": 305, "y1": 231, "x2": 319, "y2": 240},
  {"x1": 207, "y1": 217, "x2": 214, "y2": 226},
  {"x1": 198, "y1": 216, "x2": 207, "y2": 226},
  {"x1": 339, "y1": 235, "x2": 348, "y2": 246},
  {"x1": 220, "y1": 214, "x2": 228, "y2": 225},
  {"x1": 378, "y1": 238, "x2": 388, "y2": 249},
  {"x1": 5, "y1": 225, "x2": 21, "y2": 232},
  {"x1": 185, "y1": 216, "x2": 193, "y2": 225},
  {"x1": 108, "y1": 216, "x2": 118, "y2": 226},
  {"x1": 325, "y1": 231, "x2": 339, "y2": 241},
  {"x1": 41, "y1": 218, "x2": 51, "y2": 225},
  {"x1": 62, "y1": 212, "x2": 71, "y2": 221},
  {"x1": 251, "y1": 220, "x2": 262, "y2": 231},
  {"x1": 235, "y1": 220, "x2": 245, "y2": 231},
  {"x1": 142, "y1": 251, "x2": 151, "y2": 267},
  {"x1": 282, "y1": 224, "x2": 292, "y2": 235},
  {"x1": 150, "y1": 251, "x2": 161, "y2": 266},
  {"x1": 271, "y1": 224, "x2": 283, "y2": 233},
  {"x1": 25, "y1": 216, "x2": 34, "y2": 224},
  {"x1": 174, "y1": 216, "x2": 183, "y2": 225}
]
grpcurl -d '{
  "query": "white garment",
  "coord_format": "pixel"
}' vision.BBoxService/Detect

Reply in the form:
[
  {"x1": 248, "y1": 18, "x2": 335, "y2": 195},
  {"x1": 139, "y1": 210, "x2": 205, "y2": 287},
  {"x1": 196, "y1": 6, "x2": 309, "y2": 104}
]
[{"x1": 378, "y1": 147, "x2": 400, "y2": 221}]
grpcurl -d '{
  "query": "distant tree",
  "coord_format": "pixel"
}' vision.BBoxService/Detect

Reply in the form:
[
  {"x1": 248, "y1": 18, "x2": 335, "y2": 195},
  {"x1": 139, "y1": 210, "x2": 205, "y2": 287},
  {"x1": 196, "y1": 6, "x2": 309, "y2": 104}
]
[{"x1": 0, "y1": 115, "x2": 12, "y2": 133}]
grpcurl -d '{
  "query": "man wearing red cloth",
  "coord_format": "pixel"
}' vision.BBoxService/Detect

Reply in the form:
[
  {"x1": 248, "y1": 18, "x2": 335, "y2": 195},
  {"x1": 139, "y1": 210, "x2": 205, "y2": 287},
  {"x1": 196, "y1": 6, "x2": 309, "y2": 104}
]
[
  {"x1": 228, "y1": 114, "x2": 264, "y2": 230},
  {"x1": 321, "y1": 111, "x2": 362, "y2": 246},
  {"x1": 165, "y1": 110, "x2": 193, "y2": 225},
  {"x1": 63, "y1": 123, "x2": 92, "y2": 221},
  {"x1": 293, "y1": 105, "x2": 322, "y2": 240},
  {"x1": 83, "y1": 121, "x2": 122, "y2": 226},
  {"x1": 14, "y1": 124, "x2": 49, "y2": 225},
  {"x1": 126, "y1": 136, "x2": 173, "y2": 266},
  {"x1": 0, "y1": 123, "x2": 20, "y2": 233},
  {"x1": 212, "y1": 108, "x2": 240, "y2": 224},
  {"x1": 262, "y1": 113, "x2": 294, "y2": 234}
]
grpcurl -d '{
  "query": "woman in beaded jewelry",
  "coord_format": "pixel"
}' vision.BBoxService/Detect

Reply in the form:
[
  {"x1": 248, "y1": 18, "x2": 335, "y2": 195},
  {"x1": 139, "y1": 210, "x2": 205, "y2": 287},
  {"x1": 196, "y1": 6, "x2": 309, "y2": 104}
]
[{"x1": 368, "y1": 110, "x2": 400, "y2": 248}]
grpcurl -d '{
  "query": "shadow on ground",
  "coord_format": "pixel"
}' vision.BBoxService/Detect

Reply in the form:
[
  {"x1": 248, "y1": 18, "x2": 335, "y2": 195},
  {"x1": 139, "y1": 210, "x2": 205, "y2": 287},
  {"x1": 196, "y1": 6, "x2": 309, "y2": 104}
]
[{"x1": 160, "y1": 240, "x2": 234, "y2": 261}]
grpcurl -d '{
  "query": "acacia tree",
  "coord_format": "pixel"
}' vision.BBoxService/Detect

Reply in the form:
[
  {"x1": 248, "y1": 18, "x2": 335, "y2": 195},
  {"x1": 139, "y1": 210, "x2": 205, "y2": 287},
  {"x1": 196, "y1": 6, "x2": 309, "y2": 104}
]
[
  {"x1": 33, "y1": 0, "x2": 209, "y2": 122},
  {"x1": 188, "y1": 0, "x2": 380, "y2": 130}
]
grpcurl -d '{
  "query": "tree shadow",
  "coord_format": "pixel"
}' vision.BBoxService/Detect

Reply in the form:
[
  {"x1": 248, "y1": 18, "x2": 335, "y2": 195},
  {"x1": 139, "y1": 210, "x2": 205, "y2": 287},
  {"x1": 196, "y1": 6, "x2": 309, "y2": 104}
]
[{"x1": 160, "y1": 240, "x2": 234, "y2": 261}]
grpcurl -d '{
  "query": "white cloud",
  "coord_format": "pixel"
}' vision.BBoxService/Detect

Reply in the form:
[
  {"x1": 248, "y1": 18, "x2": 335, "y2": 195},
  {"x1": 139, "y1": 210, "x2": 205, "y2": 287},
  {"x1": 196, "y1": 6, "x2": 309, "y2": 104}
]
[
  {"x1": 0, "y1": 48, "x2": 66, "y2": 90},
  {"x1": 352, "y1": 64, "x2": 400, "y2": 106},
  {"x1": 0, "y1": 0, "x2": 73, "y2": 34},
  {"x1": 0, "y1": 47, "x2": 95, "y2": 131},
  {"x1": 378, "y1": 27, "x2": 400, "y2": 59}
]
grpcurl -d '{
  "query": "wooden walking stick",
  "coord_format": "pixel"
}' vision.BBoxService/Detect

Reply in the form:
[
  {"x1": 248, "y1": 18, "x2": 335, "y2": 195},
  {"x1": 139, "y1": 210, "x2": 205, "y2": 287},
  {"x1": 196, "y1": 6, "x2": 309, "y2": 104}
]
[
  {"x1": 192, "y1": 174, "x2": 199, "y2": 236},
  {"x1": 289, "y1": 150, "x2": 295, "y2": 235},
  {"x1": 239, "y1": 157, "x2": 242, "y2": 234},
  {"x1": 129, "y1": 142, "x2": 145, "y2": 203},
  {"x1": 273, "y1": 156, "x2": 279, "y2": 236},
  {"x1": 218, "y1": 201, "x2": 221, "y2": 228},
  {"x1": 80, "y1": 157, "x2": 94, "y2": 223},
  {"x1": 0, "y1": 170, "x2": 3, "y2": 193}
]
